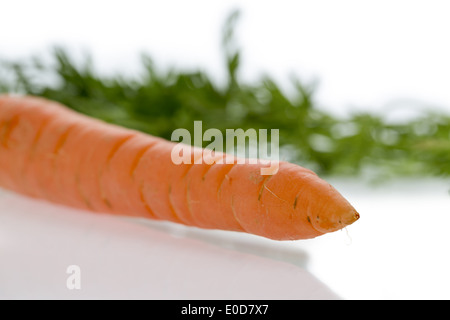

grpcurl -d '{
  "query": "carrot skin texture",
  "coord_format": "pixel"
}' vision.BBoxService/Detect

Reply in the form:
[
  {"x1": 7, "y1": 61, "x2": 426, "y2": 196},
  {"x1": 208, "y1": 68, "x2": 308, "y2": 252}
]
[
  {"x1": 0, "y1": 95, "x2": 359, "y2": 240},
  {"x1": 101, "y1": 135, "x2": 160, "y2": 218}
]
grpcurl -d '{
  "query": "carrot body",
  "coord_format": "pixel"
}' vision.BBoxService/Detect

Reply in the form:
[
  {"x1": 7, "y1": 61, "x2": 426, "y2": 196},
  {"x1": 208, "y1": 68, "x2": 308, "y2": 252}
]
[{"x1": 0, "y1": 95, "x2": 359, "y2": 240}]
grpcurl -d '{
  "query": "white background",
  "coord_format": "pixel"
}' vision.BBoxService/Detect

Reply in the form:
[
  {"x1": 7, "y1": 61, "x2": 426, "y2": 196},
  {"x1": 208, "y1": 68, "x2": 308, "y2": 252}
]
[
  {"x1": 2, "y1": 0, "x2": 450, "y2": 117},
  {"x1": 1, "y1": 0, "x2": 450, "y2": 300}
]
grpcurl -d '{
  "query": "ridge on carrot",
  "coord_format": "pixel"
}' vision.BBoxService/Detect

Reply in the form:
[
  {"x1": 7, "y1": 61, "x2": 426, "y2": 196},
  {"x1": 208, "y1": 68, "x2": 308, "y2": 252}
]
[{"x1": 0, "y1": 95, "x2": 359, "y2": 240}]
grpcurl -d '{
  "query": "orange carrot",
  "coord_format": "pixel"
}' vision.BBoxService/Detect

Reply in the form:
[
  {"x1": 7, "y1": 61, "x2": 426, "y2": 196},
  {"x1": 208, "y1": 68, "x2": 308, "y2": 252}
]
[{"x1": 0, "y1": 95, "x2": 359, "y2": 240}]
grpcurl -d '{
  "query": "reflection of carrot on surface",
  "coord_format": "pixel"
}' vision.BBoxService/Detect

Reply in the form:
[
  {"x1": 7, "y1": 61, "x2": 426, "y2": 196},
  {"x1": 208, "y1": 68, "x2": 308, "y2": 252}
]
[{"x1": 0, "y1": 95, "x2": 359, "y2": 240}]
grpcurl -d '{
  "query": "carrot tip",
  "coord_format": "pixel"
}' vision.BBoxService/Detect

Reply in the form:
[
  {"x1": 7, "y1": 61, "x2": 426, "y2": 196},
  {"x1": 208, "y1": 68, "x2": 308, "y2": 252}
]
[
  {"x1": 310, "y1": 209, "x2": 360, "y2": 235},
  {"x1": 343, "y1": 210, "x2": 360, "y2": 227}
]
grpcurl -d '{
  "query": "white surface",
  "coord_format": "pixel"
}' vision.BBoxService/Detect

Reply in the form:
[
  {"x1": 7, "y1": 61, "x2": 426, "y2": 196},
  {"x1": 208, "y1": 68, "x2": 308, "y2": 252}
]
[
  {"x1": 1, "y1": 1, "x2": 450, "y2": 117},
  {"x1": 0, "y1": 189, "x2": 338, "y2": 300},
  {"x1": 1, "y1": 178, "x2": 449, "y2": 300}
]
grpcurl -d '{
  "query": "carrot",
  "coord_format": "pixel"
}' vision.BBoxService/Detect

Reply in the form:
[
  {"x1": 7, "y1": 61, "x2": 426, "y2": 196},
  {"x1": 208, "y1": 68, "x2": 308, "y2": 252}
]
[{"x1": 0, "y1": 95, "x2": 359, "y2": 240}]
